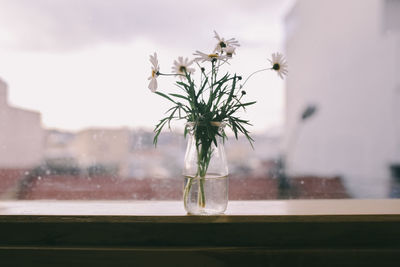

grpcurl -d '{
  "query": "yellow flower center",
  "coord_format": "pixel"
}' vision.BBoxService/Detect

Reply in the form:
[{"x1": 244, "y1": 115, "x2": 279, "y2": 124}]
[
  {"x1": 152, "y1": 70, "x2": 157, "y2": 77},
  {"x1": 208, "y1": 54, "x2": 219, "y2": 58}
]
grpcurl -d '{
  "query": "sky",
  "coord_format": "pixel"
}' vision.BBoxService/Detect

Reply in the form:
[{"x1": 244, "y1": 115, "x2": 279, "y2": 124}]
[{"x1": 0, "y1": 0, "x2": 294, "y2": 133}]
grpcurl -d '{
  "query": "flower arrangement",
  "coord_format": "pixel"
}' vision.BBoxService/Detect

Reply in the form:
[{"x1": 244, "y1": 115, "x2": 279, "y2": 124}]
[{"x1": 147, "y1": 31, "x2": 287, "y2": 212}]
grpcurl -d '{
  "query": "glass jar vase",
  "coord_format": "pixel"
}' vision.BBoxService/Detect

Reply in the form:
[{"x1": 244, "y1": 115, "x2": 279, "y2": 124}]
[{"x1": 183, "y1": 122, "x2": 229, "y2": 215}]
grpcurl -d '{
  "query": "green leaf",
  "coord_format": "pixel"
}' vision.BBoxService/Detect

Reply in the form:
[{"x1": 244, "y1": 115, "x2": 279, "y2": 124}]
[
  {"x1": 239, "y1": 101, "x2": 257, "y2": 107},
  {"x1": 155, "y1": 91, "x2": 177, "y2": 104},
  {"x1": 196, "y1": 77, "x2": 209, "y2": 99},
  {"x1": 169, "y1": 93, "x2": 189, "y2": 101}
]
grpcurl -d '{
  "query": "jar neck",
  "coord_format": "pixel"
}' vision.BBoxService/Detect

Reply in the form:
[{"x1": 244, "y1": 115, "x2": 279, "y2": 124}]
[
  {"x1": 185, "y1": 121, "x2": 226, "y2": 134},
  {"x1": 184, "y1": 122, "x2": 228, "y2": 178}
]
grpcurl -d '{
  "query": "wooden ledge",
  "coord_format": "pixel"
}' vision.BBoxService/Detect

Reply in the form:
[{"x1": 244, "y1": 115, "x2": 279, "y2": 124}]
[
  {"x1": 1, "y1": 200, "x2": 400, "y2": 266},
  {"x1": 0, "y1": 199, "x2": 399, "y2": 245}
]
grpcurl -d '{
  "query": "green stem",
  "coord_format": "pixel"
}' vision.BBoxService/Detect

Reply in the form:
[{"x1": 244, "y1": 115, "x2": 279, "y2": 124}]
[
  {"x1": 184, "y1": 125, "x2": 216, "y2": 212},
  {"x1": 196, "y1": 144, "x2": 207, "y2": 208},
  {"x1": 183, "y1": 177, "x2": 194, "y2": 211},
  {"x1": 199, "y1": 177, "x2": 206, "y2": 208},
  {"x1": 183, "y1": 144, "x2": 208, "y2": 211},
  {"x1": 240, "y1": 68, "x2": 269, "y2": 89},
  {"x1": 158, "y1": 72, "x2": 185, "y2": 78}
]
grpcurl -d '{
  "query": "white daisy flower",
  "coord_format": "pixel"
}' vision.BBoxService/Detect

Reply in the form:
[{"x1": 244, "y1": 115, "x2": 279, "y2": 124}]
[
  {"x1": 172, "y1": 56, "x2": 195, "y2": 79},
  {"x1": 193, "y1": 50, "x2": 227, "y2": 63},
  {"x1": 213, "y1": 30, "x2": 240, "y2": 53},
  {"x1": 268, "y1": 52, "x2": 288, "y2": 79},
  {"x1": 147, "y1": 52, "x2": 160, "y2": 92}
]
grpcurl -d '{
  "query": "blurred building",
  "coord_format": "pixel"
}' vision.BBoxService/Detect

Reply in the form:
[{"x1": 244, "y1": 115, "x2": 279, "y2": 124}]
[
  {"x1": 0, "y1": 77, "x2": 44, "y2": 168},
  {"x1": 71, "y1": 128, "x2": 131, "y2": 175},
  {"x1": 284, "y1": 0, "x2": 400, "y2": 197},
  {"x1": 45, "y1": 129, "x2": 76, "y2": 160},
  {"x1": 42, "y1": 125, "x2": 282, "y2": 180},
  {"x1": 126, "y1": 130, "x2": 185, "y2": 179}
]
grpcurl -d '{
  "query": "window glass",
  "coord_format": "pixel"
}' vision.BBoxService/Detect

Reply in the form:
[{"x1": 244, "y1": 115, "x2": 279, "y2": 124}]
[{"x1": 0, "y1": 0, "x2": 398, "y2": 200}]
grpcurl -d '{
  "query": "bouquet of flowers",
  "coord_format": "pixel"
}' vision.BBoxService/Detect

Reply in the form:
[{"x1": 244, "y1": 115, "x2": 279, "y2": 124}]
[{"x1": 147, "y1": 31, "x2": 287, "y2": 213}]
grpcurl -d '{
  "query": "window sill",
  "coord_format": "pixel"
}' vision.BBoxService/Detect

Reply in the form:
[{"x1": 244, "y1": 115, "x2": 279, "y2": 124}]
[
  {"x1": 1, "y1": 199, "x2": 400, "y2": 266},
  {"x1": 1, "y1": 199, "x2": 400, "y2": 216}
]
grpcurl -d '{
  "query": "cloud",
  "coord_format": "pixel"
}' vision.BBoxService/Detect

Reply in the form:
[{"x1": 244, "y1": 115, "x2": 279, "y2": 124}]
[{"x1": 0, "y1": 0, "x2": 291, "y2": 51}]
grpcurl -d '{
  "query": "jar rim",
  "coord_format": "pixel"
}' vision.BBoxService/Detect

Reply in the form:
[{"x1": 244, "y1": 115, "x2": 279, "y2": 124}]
[{"x1": 185, "y1": 121, "x2": 226, "y2": 128}]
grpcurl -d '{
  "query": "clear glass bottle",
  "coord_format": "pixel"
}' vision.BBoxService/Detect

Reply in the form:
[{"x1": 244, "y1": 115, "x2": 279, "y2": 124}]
[{"x1": 183, "y1": 122, "x2": 229, "y2": 215}]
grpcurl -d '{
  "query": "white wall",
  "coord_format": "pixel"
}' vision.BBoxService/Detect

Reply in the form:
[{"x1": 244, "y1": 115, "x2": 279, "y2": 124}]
[
  {"x1": 284, "y1": 0, "x2": 400, "y2": 197},
  {"x1": 0, "y1": 78, "x2": 44, "y2": 168}
]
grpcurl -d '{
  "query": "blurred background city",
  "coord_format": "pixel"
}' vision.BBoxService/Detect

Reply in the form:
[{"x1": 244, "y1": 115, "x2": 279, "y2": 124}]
[{"x1": 0, "y1": 0, "x2": 399, "y2": 200}]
